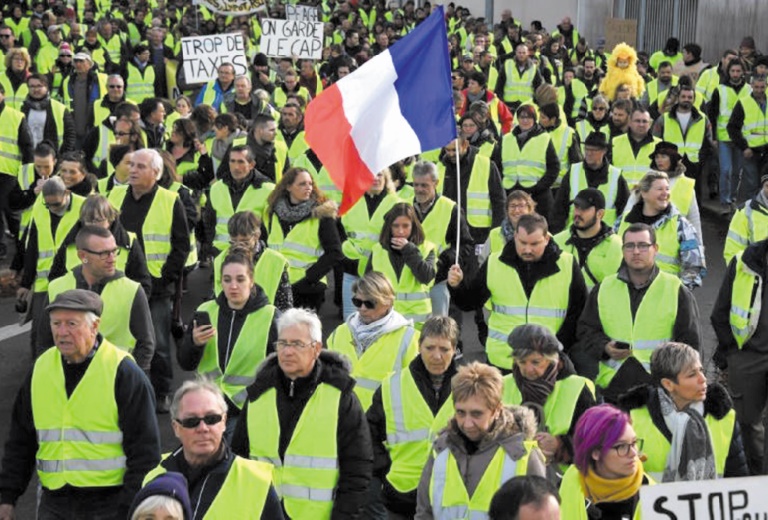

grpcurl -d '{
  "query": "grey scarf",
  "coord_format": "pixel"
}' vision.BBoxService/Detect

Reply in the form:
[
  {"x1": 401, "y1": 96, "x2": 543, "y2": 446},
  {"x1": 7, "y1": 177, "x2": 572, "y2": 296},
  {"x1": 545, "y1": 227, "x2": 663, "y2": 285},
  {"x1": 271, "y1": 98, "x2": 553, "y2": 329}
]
[
  {"x1": 501, "y1": 218, "x2": 516, "y2": 243},
  {"x1": 658, "y1": 387, "x2": 717, "y2": 482},
  {"x1": 272, "y1": 196, "x2": 316, "y2": 223},
  {"x1": 347, "y1": 309, "x2": 411, "y2": 356}
]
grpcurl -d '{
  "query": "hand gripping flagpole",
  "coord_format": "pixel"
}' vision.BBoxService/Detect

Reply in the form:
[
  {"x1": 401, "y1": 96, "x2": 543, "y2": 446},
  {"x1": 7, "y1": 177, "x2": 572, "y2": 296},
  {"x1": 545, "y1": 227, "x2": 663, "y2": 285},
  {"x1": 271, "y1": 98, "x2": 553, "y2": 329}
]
[{"x1": 454, "y1": 138, "x2": 461, "y2": 266}]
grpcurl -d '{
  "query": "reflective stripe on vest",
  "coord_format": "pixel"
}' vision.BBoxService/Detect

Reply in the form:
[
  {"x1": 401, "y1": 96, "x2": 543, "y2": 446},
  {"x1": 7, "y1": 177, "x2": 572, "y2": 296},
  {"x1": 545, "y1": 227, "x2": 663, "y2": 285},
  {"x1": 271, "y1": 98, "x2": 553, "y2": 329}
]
[
  {"x1": 108, "y1": 186, "x2": 177, "y2": 277},
  {"x1": 32, "y1": 341, "x2": 129, "y2": 489},
  {"x1": 210, "y1": 180, "x2": 274, "y2": 250},
  {"x1": 631, "y1": 406, "x2": 735, "y2": 480},
  {"x1": 501, "y1": 132, "x2": 550, "y2": 189},
  {"x1": 466, "y1": 154, "x2": 493, "y2": 228},
  {"x1": 267, "y1": 212, "x2": 325, "y2": 284},
  {"x1": 502, "y1": 374, "x2": 594, "y2": 435},
  {"x1": 550, "y1": 124, "x2": 574, "y2": 185},
  {"x1": 611, "y1": 135, "x2": 659, "y2": 187},
  {"x1": 717, "y1": 84, "x2": 752, "y2": 141},
  {"x1": 409, "y1": 195, "x2": 454, "y2": 254},
  {"x1": 662, "y1": 112, "x2": 706, "y2": 163},
  {"x1": 382, "y1": 369, "x2": 454, "y2": 492},
  {"x1": 49, "y1": 99, "x2": 67, "y2": 150},
  {"x1": 370, "y1": 241, "x2": 435, "y2": 327},
  {"x1": 595, "y1": 272, "x2": 680, "y2": 388},
  {"x1": 125, "y1": 62, "x2": 155, "y2": 103},
  {"x1": 618, "y1": 211, "x2": 681, "y2": 275},
  {"x1": 566, "y1": 162, "x2": 621, "y2": 226},
  {"x1": 502, "y1": 61, "x2": 536, "y2": 103},
  {"x1": 341, "y1": 192, "x2": 402, "y2": 272},
  {"x1": 430, "y1": 446, "x2": 524, "y2": 519},
  {"x1": 247, "y1": 384, "x2": 340, "y2": 519},
  {"x1": 197, "y1": 300, "x2": 275, "y2": 408},
  {"x1": 740, "y1": 95, "x2": 768, "y2": 148},
  {"x1": 327, "y1": 323, "x2": 417, "y2": 411},
  {"x1": 48, "y1": 273, "x2": 141, "y2": 352},
  {"x1": 0, "y1": 106, "x2": 24, "y2": 175},
  {"x1": 31, "y1": 195, "x2": 85, "y2": 292},
  {"x1": 670, "y1": 175, "x2": 696, "y2": 216},
  {"x1": 730, "y1": 252, "x2": 763, "y2": 348},
  {"x1": 486, "y1": 252, "x2": 574, "y2": 370}
]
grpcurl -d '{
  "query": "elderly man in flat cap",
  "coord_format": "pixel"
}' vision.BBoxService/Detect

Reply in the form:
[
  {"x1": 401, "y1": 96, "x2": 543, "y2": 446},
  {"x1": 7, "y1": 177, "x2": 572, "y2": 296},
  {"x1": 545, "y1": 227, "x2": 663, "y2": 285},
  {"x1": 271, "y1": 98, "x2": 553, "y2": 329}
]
[{"x1": 0, "y1": 289, "x2": 160, "y2": 520}]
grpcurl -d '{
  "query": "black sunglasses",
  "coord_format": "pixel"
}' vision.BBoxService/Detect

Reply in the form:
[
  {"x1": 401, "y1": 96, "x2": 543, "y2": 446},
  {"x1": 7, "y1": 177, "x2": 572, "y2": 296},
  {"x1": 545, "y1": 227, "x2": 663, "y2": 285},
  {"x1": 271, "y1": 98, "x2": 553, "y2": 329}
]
[
  {"x1": 175, "y1": 414, "x2": 223, "y2": 429},
  {"x1": 352, "y1": 297, "x2": 376, "y2": 309}
]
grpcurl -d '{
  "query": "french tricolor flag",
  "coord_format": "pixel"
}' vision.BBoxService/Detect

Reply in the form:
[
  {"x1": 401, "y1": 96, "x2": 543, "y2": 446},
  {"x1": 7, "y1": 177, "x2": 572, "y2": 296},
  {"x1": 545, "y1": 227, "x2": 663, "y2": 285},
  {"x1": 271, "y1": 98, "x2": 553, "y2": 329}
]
[{"x1": 305, "y1": 6, "x2": 457, "y2": 214}]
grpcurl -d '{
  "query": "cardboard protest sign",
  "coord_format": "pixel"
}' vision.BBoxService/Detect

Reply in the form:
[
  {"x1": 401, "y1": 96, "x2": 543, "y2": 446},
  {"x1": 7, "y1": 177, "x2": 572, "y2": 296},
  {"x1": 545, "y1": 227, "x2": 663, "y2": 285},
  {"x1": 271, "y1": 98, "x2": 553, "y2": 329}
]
[
  {"x1": 260, "y1": 19, "x2": 324, "y2": 60},
  {"x1": 286, "y1": 5, "x2": 318, "y2": 21},
  {"x1": 181, "y1": 34, "x2": 248, "y2": 84}
]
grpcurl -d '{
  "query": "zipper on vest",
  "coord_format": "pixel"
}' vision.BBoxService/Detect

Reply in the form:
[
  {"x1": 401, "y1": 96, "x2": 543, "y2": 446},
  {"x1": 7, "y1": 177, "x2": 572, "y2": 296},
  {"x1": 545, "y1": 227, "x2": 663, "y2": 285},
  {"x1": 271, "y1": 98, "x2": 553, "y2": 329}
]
[{"x1": 224, "y1": 310, "x2": 235, "y2": 368}]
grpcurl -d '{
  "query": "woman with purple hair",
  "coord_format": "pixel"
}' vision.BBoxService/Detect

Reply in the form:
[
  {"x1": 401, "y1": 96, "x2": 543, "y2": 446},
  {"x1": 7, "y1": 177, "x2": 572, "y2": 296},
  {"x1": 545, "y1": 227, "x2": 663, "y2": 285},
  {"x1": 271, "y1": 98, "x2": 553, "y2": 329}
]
[{"x1": 559, "y1": 404, "x2": 653, "y2": 520}]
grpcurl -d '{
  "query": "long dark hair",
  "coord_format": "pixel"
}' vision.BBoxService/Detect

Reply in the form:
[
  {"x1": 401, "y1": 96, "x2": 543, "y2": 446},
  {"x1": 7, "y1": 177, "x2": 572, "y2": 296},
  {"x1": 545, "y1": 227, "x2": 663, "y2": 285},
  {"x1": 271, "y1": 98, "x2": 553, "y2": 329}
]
[{"x1": 379, "y1": 202, "x2": 425, "y2": 248}]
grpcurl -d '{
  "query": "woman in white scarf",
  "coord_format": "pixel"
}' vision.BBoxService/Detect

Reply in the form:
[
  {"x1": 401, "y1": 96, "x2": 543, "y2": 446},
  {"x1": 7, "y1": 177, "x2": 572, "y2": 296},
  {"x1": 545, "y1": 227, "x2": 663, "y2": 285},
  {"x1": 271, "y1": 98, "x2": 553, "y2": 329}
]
[
  {"x1": 618, "y1": 342, "x2": 749, "y2": 481},
  {"x1": 326, "y1": 271, "x2": 419, "y2": 413}
]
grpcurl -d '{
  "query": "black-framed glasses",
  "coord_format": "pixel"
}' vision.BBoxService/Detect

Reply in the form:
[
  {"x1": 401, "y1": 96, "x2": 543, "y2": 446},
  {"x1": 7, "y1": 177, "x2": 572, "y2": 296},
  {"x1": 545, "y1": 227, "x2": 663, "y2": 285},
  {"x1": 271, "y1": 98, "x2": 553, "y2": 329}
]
[
  {"x1": 611, "y1": 439, "x2": 643, "y2": 457},
  {"x1": 114, "y1": 131, "x2": 131, "y2": 137},
  {"x1": 622, "y1": 242, "x2": 653, "y2": 252},
  {"x1": 44, "y1": 200, "x2": 66, "y2": 210},
  {"x1": 274, "y1": 340, "x2": 314, "y2": 350},
  {"x1": 352, "y1": 297, "x2": 376, "y2": 309},
  {"x1": 174, "y1": 414, "x2": 223, "y2": 429},
  {"x1": 83, "y1": 247, "x2": 119, "y2": 259}
]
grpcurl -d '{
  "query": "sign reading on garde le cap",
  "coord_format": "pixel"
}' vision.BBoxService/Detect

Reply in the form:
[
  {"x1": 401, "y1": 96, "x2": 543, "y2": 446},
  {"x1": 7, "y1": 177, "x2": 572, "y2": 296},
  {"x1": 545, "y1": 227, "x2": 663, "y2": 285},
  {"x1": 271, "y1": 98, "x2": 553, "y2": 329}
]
[
  {"x1": 640, "y1": 475, "x2": 768, "y2": 519},
  {"x1": 260, "y1": 19, "x2": 324, "y2": 60},
  {"x1": 181, "y1": 33, "x2": 249, "y2": 84}
]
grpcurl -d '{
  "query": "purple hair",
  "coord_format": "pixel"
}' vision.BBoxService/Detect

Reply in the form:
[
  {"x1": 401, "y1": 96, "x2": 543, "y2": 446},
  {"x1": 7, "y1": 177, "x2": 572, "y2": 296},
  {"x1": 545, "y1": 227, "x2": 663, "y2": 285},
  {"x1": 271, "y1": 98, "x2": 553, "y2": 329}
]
[{"x1": 573, "y1": 404, "x2": 631, "y2": 474}]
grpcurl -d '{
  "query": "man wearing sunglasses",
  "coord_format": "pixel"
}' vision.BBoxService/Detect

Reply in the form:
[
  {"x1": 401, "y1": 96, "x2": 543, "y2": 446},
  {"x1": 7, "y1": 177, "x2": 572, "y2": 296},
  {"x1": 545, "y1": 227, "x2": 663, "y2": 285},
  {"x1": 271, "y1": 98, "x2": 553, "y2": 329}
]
[
  {"x1": 232, "y1": 308, "x2": 373, "y2": 519},
  {"x1": 0, "y1": 289, "x2": 160, "y2": 520},
  {"x1": 37, "y1": 225, "x2": 154, "y2": 372},
  {"x1": 141, "y1": 380, "x2": 284, "y2": 519}
]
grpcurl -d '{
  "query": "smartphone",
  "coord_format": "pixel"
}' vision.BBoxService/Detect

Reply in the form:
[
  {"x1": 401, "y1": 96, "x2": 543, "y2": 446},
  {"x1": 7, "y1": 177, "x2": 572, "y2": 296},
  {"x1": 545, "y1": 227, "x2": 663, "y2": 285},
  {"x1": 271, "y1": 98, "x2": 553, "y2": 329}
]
[
  {"x1": 193, "y1": 311, "x2": 211, "y2": 327},
  {"x1": 614, "y1": 341, "x2": 632, "y2": 350}
]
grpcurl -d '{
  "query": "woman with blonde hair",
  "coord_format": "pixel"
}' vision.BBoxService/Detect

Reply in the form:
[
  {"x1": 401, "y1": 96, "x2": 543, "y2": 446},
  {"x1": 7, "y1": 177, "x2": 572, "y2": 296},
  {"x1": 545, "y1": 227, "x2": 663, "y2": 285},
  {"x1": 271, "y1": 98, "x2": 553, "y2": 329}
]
[
  {"x1": 266, "y1": 167, "x2": 343, "y2": 310},
  {"x1": 416, "y1": 362, "x2": 546, "y2": 519},
  {"x1": 2, "y1": 47, "x2": 32, "y2": 109},
  {"x1": 615, "y1": 169, "x2": 705, "y2": 290}
]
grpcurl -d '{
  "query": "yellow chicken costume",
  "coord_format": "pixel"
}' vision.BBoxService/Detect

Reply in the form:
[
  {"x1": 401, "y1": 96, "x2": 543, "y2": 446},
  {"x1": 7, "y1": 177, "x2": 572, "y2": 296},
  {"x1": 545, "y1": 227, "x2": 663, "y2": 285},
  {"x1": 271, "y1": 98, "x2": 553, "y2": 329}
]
[{"x1": 598, "y1": 42, "x2": 646, "y2": 101}]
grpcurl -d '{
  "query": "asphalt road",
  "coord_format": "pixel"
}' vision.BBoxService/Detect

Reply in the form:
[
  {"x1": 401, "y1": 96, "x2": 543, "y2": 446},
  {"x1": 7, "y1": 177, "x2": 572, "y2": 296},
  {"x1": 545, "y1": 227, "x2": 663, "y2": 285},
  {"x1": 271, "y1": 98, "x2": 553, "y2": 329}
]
[{"x1": 0, "y1": 207, "x2": 730, "y2": 517}]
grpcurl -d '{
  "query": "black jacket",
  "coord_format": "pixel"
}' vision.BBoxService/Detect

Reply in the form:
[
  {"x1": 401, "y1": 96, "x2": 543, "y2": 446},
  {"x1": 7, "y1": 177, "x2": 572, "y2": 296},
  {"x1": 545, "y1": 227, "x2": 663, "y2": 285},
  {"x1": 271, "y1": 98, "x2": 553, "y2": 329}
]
[
  {"x1": 150, "y1": 444, "x2": 284, "y2": 520},
  {"x1": 0, "y1": 338, "x2": 160, "y2": 517},
  {"x1": 48, "y1": 219, "x2": 152, "y2": 298},
  {"x1": 366, "y1": 356, "x2": 457, "y2": 516},
  {"x1": 449, "y1": 239, "x2": 588, "y2": 350},
  {"x1": 178, "y1": 287, "x2": 279, "y2": 417},
  {"x1": 20, "y1": 96, "x2": 76, "y2": 154},
  {"x1": 573, "y1": 264, "x2": 701, "y2": 379},
  {"x1": 231, "y1": 351, "x2": 373, "y2": 519},
  {"x1": 618, "y1": 383, "x2": 749, "y2": 478}
]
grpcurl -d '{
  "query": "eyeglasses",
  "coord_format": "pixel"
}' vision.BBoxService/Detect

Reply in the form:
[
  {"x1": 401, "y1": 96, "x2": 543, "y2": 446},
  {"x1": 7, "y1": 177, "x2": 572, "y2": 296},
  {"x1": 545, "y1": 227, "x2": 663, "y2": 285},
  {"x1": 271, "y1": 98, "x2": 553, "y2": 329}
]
[
  {"x1": 82, "y1": 247, "x2": 119, "y2": 259},
  {"x1": 592, "y1": 106, "x2": 607, "y2": 112},
  {"x1": 611, "y1": 439, "x2": 643, "y2": 457},
  {"x1": 352, "y1": 297, "x2": 376, "y2": 309},
  {"x1": 622, "y1": 242, "x2": 653, "y2": 252},
  {"x1": 174, "y1": 414, "x2": 224, "y2": 429},
  {"x1": 44, "y1": 200, "x2": 66, "y2": 209},
  {"x1": 114, "y1": 131, "x2": 131, "y2": 137},
  {"x1": 508, "y1": 203, "x2": 529, "y2": 210},
  {"x1": 274, "y1": 340, "x2": 315, "y2": 350},
  {"x1": 0, "y1": 35, "x2": 11, "y2": 39}
]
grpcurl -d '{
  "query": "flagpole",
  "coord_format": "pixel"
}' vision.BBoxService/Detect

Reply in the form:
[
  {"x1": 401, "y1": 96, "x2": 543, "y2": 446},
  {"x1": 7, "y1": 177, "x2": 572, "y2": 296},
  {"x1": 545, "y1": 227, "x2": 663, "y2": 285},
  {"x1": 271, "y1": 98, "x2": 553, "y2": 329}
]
[{"x1": 454, "y1": 138, "x2": 461, "y2": 266}]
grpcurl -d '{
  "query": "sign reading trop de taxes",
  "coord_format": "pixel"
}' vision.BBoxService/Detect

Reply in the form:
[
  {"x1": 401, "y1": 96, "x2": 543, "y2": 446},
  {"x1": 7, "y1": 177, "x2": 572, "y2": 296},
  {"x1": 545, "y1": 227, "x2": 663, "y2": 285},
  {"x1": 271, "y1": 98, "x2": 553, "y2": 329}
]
[
  {"x1": 181, "y1": 33, "x2": 249, "y2": 84},
  {"x1": 260, "y1": 19, "x2": 324, "y2": 60}
]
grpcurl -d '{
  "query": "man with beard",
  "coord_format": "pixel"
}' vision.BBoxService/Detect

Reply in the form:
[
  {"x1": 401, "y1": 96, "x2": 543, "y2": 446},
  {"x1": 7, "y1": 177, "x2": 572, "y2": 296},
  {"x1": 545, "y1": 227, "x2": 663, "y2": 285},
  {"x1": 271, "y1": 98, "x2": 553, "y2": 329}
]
[
  {"x1": 551, "y1": 132, "x2": 628, "y2": 233},
  {"x1": 554, "y1": 188, "x2": 623, "y2": 290}
]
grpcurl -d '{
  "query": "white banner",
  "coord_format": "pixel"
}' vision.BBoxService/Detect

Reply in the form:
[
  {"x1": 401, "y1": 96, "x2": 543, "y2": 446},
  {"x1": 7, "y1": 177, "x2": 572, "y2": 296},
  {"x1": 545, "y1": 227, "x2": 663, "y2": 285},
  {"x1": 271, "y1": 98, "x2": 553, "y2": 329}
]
[
  {"x1": 181, "y1": 33, "x2": 249, "y2": 84},
  {"x1": 640, "y1": 476, "x2": 768, "y2": 519},
  {"x1": 285, "y1": 4, "x2": 319, "y2": 21},
  {"x1": 197, "y1": 0, "x2": 266, "y2": 15},
  {"x1": 259, "y1": 19, "x2": 324, "y2": 60}
]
